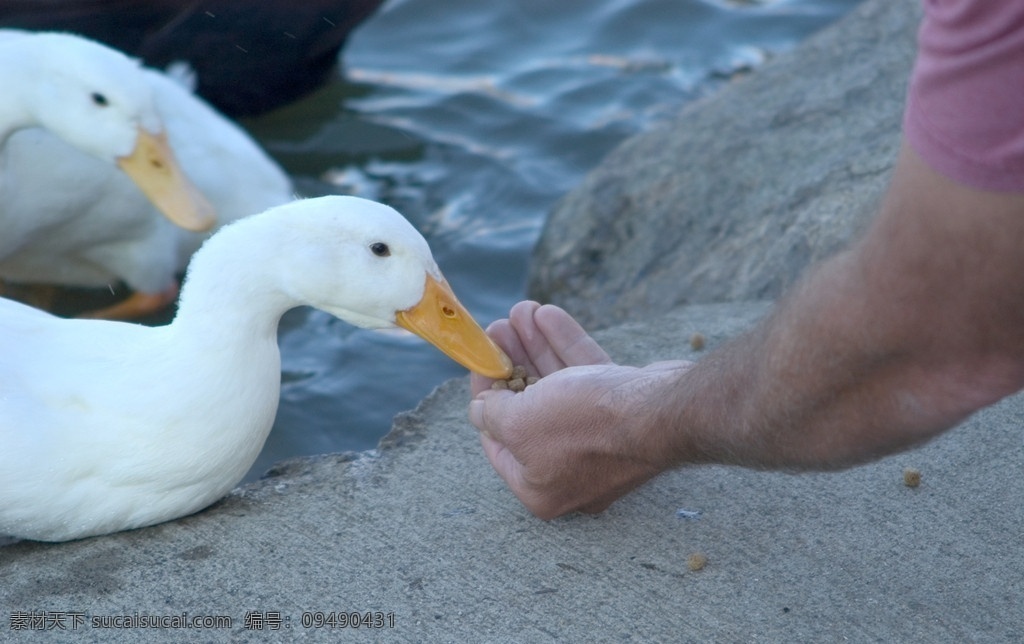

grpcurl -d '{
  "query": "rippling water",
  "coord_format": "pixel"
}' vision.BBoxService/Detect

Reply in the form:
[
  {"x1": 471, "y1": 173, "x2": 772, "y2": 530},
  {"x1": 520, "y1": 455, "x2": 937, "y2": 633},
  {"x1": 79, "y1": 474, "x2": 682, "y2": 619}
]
[{"x1": 241, "y1": 0, "x2": 862, "y2": 479}]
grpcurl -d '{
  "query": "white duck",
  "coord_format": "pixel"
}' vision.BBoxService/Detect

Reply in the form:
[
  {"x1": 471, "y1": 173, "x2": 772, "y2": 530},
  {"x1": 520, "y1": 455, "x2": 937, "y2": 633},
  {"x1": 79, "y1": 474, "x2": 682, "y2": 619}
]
[
  {"x1": 0, "y1": 196, "x2": 513, "y2": 542},
  {"x1": 0, "y1": 30, "x2": 222, "y2": 318}
]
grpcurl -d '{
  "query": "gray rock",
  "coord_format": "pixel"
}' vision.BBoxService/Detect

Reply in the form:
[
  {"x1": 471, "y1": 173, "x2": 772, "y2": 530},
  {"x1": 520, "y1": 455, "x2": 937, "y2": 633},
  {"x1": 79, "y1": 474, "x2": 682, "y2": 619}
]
[{"x1": 529, "y1": 0, "x2": 921, "y2": 330}]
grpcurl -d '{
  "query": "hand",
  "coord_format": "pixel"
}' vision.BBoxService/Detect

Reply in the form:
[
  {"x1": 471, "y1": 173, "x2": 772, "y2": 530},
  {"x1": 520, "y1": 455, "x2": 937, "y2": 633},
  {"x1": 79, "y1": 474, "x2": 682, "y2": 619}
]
[{"x1": 469, "y1": 301, "x2": 692, "y2": 519}]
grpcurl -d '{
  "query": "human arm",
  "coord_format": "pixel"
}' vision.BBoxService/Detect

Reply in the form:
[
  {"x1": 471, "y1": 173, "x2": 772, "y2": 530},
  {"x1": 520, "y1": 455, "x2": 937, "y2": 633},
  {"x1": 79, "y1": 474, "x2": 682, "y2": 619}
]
[
  {"x1": 470, "y1": 142, "x2": 1024, "y2": 519},
  {"x1": 660, "y1": 143, "x2": 1024, "y2": 468}
]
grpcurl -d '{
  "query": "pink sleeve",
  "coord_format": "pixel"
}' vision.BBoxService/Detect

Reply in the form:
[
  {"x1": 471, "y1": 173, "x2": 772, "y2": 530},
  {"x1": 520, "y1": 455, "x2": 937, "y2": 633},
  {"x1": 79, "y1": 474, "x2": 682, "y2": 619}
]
[{"x1": 903, "y1": 0, "x2": 1024, "y2": 192}]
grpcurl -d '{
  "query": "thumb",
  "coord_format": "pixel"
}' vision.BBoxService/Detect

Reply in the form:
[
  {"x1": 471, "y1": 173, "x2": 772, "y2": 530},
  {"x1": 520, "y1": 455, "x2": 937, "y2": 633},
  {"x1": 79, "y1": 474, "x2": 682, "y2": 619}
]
[{"x1": 468, "y1": 389, "x2": 516, "y2": 438}]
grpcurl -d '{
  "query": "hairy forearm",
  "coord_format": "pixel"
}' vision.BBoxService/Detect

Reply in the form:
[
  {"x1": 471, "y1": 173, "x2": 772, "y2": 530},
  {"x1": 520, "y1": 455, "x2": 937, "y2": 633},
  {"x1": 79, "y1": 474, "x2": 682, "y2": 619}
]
[
  {"x1": 665, "y1": 253, "x2": 956, "y2": 469},
  {"x1": 650, "y1": 145, "x2": 1024, "y2": 471}
]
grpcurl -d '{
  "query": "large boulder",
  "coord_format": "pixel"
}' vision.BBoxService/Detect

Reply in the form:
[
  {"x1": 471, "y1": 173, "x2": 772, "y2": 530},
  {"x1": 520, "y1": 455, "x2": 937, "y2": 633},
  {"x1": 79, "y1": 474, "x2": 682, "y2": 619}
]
[{"x1": 529, "y1": 0, "x2": 921, "y2": 330}]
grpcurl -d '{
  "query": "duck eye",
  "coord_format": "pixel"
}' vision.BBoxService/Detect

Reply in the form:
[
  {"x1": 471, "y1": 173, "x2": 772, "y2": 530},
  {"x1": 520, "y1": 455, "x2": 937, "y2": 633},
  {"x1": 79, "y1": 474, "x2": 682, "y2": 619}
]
[
  {"x1": 91, "y1": 92, "x2": 109, "y2": 107},
  {"x1": 370, "y1": 242, "x2": 390, "y2": 257}
]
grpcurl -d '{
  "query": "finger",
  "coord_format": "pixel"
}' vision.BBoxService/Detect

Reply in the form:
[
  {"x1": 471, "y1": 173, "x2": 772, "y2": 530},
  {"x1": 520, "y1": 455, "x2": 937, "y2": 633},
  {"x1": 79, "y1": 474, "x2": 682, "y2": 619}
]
[
  {"x1": 468, "y1": 389, "x2": 516, "y2": 437},
  {"x1": 534, "y1": 304, "x2": 612, "y2": 367},
  {"x1": 477, "y1": 424, "x2": 528, "y2": 495},
  {"x1": 479, "y1": 431, "x2": 561, "y2": 520},
  {"x1": 468, "y1": 397, "x2": 488, "y2": 433},
  {"x1": 478, "y1": 429, "x2": 512, "y2": 475},
  {"x1": 469, "y1": 371, "x2": 490, "y2": 397},
  {"x1": 488, "y1": 318, "x2": 533, "y2": 366},
  {"x1": 507, "y1": 301, "x2": 577, "y2": 375},
  {"x1": 506, "y1": 300, "x2": 545, "y2": 367},
  {"x1": 486, "y1": 302, "x2": 543, "y2": 370},
  {"x1": 470, "y1": 318, "x2": 530, "y2": 395}
]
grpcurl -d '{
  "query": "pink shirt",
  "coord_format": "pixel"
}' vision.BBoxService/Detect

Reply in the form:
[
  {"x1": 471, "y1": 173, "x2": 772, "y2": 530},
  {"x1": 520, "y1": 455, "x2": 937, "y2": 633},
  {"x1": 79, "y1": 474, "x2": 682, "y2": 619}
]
[{"x1": 904, "y1": 0, "x2": 1024, "y2": 192}]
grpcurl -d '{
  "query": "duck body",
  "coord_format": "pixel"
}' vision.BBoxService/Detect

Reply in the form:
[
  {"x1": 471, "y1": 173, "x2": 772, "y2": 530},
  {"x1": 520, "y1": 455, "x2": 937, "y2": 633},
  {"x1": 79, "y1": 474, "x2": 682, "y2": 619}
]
[
  {"x1": 0, "y1": 196, "x2": 512, "y2": 542},
  {"x1": 0, "y1": 297, "x2": 283, "y2": 541},
  {"x1": 0, "y1": 30, "x2": 291, "y2": 306},
  {"x1": 0, "y1": 0, "x2": 385, "y2": 116}
]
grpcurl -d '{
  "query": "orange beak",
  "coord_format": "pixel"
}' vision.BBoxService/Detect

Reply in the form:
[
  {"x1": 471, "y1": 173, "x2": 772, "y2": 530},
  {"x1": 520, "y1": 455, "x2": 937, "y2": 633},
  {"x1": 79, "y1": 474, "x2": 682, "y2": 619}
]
[
  {"x1": 117, "y1": 128, "x2": 216, "y2": 232},
  {"x1": 395, "y1": 275, "x2": 513, "y2": 379}
]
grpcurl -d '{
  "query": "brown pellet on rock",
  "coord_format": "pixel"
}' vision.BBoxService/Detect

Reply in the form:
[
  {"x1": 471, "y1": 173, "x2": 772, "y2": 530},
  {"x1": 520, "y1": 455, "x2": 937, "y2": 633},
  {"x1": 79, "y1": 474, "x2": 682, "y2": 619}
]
[
  {"x1": 903, "y1": 467, "x2": 922, "y2": 488},
  {"x1": 690, "y1": 332, "x2": 706, "y2": 351},
  {"x1": 687, "y1": 552, "x2": 707, "y2": 571}
]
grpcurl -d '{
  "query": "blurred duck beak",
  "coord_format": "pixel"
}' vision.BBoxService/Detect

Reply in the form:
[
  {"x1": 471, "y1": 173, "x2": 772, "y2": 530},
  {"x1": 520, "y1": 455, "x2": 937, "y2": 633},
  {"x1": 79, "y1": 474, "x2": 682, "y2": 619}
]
[{"x1": 116, "y1": 128, "x2": 216, "y2": 232}]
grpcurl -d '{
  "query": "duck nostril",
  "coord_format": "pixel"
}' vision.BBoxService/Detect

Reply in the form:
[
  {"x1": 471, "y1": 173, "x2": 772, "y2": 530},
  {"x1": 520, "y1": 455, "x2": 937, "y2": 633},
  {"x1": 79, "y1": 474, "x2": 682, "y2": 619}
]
[{"x1": 442, "y1": 306, "x2": 456, "y2": 318}]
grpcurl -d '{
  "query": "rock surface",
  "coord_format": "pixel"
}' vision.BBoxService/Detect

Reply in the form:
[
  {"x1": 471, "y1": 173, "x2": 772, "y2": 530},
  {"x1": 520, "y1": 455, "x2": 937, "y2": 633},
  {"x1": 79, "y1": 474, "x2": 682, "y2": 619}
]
[{"x1": 529, "y1": 0, "x2": 921, "y2": 329}]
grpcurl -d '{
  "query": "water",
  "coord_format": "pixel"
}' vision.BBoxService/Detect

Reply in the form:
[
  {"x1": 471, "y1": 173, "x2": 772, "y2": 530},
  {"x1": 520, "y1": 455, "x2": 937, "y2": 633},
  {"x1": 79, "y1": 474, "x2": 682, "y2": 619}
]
[{"x1": 241, "y1": 0, "x2": 861, "y2": 479}]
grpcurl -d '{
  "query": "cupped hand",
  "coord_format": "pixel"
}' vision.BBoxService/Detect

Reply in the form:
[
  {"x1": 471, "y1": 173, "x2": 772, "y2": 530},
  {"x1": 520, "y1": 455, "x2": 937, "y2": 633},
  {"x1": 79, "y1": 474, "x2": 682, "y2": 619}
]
[{"x1": 469, "y1": 301, "x2": 692, "y2": 519}]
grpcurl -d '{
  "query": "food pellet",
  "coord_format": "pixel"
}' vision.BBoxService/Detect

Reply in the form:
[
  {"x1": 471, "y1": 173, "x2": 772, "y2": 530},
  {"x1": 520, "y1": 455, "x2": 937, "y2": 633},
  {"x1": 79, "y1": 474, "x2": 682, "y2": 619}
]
[
  {"x1": 690, "y1": 332, "x2": 706, "y2": 351},
  {"x1": 687, "y1": 553, "x2": 708, "y2": 571},
  {"x1": 903, "y1": 467, "x2": 922, "y2": 488},
  {"x1": 491, "y1": 365, "x2": 538, "y2": 393}
]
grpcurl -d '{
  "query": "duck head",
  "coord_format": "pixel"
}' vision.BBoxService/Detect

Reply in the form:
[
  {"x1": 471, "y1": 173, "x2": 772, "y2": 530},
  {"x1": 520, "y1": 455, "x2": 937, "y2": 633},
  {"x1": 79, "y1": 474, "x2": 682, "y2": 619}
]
[
  {"x1": 266, "y1": 196, "x2": 513, "y2": 379},
  {"x1": 19, "y1": 32, "x2": 215, "y2": 231}
]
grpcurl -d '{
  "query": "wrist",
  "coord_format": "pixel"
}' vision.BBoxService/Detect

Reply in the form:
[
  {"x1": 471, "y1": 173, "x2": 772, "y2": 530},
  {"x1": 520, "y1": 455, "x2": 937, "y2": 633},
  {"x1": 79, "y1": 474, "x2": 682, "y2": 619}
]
[{"x1": 613, "y1": 361, "x2": 700, "y2": 472}]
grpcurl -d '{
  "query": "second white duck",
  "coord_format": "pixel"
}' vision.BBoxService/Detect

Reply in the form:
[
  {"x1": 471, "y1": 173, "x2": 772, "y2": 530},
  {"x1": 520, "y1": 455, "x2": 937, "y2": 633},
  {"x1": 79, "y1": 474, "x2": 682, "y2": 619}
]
[{"x1": 0, "y1": 30, "x2": 288, "y2": 318}]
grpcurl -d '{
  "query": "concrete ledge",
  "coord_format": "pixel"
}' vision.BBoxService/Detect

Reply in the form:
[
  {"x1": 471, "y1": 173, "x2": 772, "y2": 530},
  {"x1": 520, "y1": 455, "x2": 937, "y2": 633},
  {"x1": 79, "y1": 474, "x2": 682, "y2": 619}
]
[{"x1": 3, "y1": 301, "x2": 1023, "y2": 641}]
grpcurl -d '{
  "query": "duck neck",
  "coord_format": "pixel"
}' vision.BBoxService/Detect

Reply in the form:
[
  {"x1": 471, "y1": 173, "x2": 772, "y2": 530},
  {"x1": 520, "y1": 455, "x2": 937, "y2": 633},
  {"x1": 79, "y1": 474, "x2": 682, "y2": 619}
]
[
  {"x1": 0, "y1": 45, "x2": 38, "y2": 146},
  {"x1": 168, "y1": 218, "x2": 299, "y2": 348}
]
